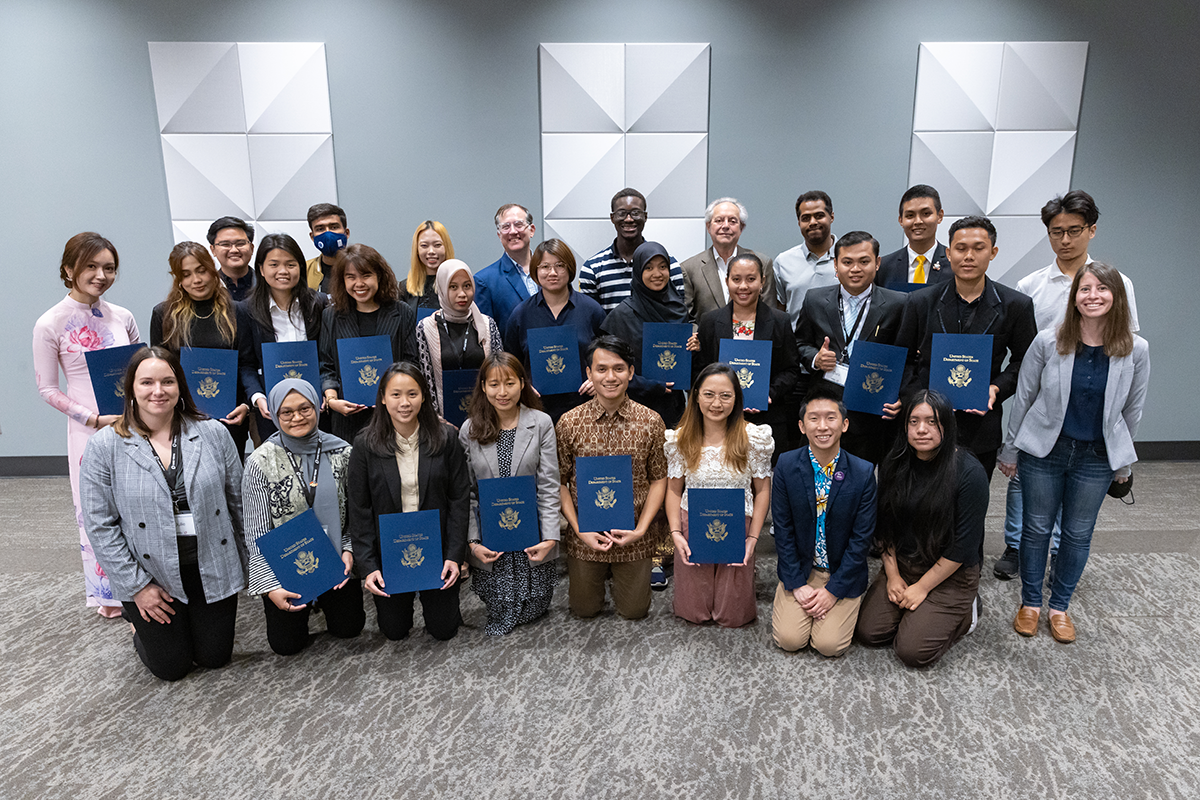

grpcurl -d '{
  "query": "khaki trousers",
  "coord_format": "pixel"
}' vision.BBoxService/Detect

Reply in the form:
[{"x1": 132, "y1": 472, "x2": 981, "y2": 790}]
[
  {"x1": 567, "y1": 556, "x2": 653, "y2": 620},
  {"x1": 771, "y1": 569, "x2": 862, "y2": 657}
]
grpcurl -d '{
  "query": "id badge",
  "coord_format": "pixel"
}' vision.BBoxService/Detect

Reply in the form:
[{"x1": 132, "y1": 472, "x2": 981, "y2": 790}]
[
  {"x1": 174, "y1": 512, "x2": 197, "y2": 537},
  {"x1": 825, "y1": 363, "x2": 849, "y2": 387}
]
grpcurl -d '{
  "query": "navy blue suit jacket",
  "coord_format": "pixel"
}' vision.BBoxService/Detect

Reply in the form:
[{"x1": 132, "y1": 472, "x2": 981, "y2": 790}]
[
  {"x1": 475, "y1": 252, "x2": 534, "y2": 325},
  {"x1": 772, "y1": 447, "x2": 876, "y2": 598}
]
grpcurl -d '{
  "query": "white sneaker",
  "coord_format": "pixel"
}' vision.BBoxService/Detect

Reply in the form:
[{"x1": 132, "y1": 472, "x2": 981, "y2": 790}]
[{"x1": 965, "y1": 595, "x2": 982, "y2": 635}]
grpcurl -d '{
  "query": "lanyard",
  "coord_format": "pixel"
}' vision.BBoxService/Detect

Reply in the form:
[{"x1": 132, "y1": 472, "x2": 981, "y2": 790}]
[
  {"x1": 836, "y1": 292, "x2": 871, "y2": 362},
  {"x1": 146, "y1": 432, "x2": 186, "y2": 513},
  {"x1": 283, "y1": 437, "x2": 323, "y2": 509},
  {"x1": 437, "y1": 314, "x2": 472, "y2": 368}
]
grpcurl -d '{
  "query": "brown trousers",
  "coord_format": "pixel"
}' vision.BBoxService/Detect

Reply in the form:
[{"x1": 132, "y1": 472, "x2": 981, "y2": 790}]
[
  {"x1": 855, "y1": 562, "x2": 980, "y2": 668},
  {"x1": 567, "y1": 556, "x2": 653, "y2": 620}
]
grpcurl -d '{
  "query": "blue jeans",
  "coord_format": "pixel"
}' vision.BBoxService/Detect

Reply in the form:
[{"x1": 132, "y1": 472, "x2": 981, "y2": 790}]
[
  {"x1": 1018, "y1": 437, "x2": 1114, "y2": 611},
  {"x1": 1003, "y1": 471, "x2": 1062, "y2": 553}
]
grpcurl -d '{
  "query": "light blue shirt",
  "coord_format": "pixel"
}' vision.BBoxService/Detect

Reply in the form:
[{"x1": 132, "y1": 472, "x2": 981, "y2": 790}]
[{"x1": 774, "y1": 237, "x2": 838, "y2": 329}]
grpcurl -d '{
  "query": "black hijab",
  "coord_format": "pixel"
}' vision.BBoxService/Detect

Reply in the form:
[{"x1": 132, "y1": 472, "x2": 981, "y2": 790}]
[{"x1": 602, "y1": 241, "x2": 687, "y2": 358}]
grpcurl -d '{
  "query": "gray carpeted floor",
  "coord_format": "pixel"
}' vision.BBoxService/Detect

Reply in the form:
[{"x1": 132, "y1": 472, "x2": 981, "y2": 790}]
[{"x1": 2, "y1": 465, "x2": 1198, "y2": 799}]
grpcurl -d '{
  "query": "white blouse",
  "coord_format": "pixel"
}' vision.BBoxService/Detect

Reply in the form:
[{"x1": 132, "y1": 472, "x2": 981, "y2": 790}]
[{"x1": 664, "y1": 422, "x2": 774, "y2": 514}]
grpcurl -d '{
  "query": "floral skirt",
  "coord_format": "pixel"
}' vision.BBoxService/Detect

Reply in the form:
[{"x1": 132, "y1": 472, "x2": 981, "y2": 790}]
[{"x1": 471, "y1": 552, "x2": 558, "y2": 636}]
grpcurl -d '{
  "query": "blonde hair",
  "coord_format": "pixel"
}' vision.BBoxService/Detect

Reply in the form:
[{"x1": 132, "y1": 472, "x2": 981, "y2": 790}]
[
  {"x1": 162, "y1": 242, "x2": 236, "y2": 348},
  {"x1": 408, "y1": 221, "x2": 455, "y2": 297}
]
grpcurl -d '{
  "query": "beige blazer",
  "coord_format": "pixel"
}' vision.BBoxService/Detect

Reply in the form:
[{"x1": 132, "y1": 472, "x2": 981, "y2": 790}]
[{"x1": 680, "y1": 245, "x2": 777, "y2": 324}]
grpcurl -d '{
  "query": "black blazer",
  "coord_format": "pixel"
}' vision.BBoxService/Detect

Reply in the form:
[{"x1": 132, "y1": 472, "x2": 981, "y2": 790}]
[
  {"x1": 875, "y1": 244, "x2": 951, "y2": 290},
  {"x1": 235, "y1": 293, "x2": 327, "y2": 403},
  {"x1": 346, "y1": 423, "x2": 470, "y2": 578},
  {"x1": 895, "y1": 276, "x2": 1037, "y2": 454},
  {"x1": 317, "y1": 300, "x2": 419, "y2": 396},
  {"x1": 794, "y1": 284, "x2": 907, "y2": 374},
  {"x1": 695, "y1": 301, "x2": 799, "y2": 442}
]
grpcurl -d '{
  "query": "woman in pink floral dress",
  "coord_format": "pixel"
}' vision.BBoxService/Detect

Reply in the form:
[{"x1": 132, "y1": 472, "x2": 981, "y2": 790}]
[{"x1": 32, "y1": 232, "x2": 141, "y2": 617}]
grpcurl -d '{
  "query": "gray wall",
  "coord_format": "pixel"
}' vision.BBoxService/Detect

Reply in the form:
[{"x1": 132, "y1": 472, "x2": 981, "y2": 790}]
[{"x1": 4, "y1": 0, "x2": 1197, "y2": 459}]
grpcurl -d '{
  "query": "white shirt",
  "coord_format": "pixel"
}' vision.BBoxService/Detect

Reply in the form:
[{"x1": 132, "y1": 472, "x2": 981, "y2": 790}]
[
  {"x1": 269, "y1": 297, "x2": 306, "y2": 342},
  {"x1": 906, "y1": 243, "x2": 945, "y2": 282},
  {"x1": 1016, "y1": 257, "x2": 1140, "y2": 333},
  {"x1": 713, "y1": 247, "x2": 732, "y2": 303}
]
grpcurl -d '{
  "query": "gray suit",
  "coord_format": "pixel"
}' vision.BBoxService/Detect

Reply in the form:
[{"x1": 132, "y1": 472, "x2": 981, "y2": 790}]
[
  {"x1": 680, "y1": 246, "x2": 777, "y2": 323},
  {"x1": 1001, "y1": 330, "x2": 1150, "y2": 478},
  {"x1": 459, "y1": 406, "x2": 562, "y2": 571},
  {"x1": 80, "y1": 418, "x2": 247, "y2": 603}
]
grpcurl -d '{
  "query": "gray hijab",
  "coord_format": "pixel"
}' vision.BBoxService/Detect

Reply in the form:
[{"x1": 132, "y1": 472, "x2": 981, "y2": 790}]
[{"x1": 266, "y1": 379, "x2": 348, "y2": 550}]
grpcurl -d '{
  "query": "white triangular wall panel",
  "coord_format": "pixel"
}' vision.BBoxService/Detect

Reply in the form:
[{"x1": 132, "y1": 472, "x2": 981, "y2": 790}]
[
  {"x1": 170, "y1": 220, "x2": 215, "y2": 246},
  {"x1": 542, "y1": 219, "x2": 621, "y2": 275},
  {"x1": 149, "y1": 42, "x2": 237, "y2": 131},
  {"x1": 625, "y1": 44, "x2": 709, "y2": 133},
  {"x1": 542, "y1": 134, "x2": 625, "y2": 219},
  {"x1": 1003, "y1": 42, "x2": 1088, "y2": 126},
  {"x1": 255, "y1": 137, "x2": 337, "y2": 221},
  {"x1": 987, "y1": 131, "x2": 1076, "y2": 214},
  {"x1": 913, "y1": 46, "x2": 996, "y2": 132},
  {"x1": 988, "y1": 216, "x2": 1057, "y2": 284},
  {"x1": 539, "y1": 49, "x2": 623, "y2": 133},
  {"x1": 247, "y1": 134, "x2": 331, "y2": 215},
  {"x1": 909, "y1": 140, "x2": 985, "y2": 217},
  {"x1": 628, "y1": 134, "x2": 708, "y2": 218},
  {"x1": 540, "y1": 44, "x2": 625, "y2": 131},
  {"x1": 248, "y1": 48, "x2": 332, "y2": 134},
  {"x1": 911, "y1": 131, "x2": 994, "y2": 214},
  {"x1": 237, "y1": 42, "x2": 326, "y2": 132},
  {"x1": 919, "y1": 43, "x2": 1004, "y2": 129},
  {"x1": 995, "y1": 46, "x2": 1078, "y2": 131},
  {"x1": 161, "y1": 134, "x2": 255, "y2": 220},
  {"x1": 159, "y1": 45, "x2": 246, "y2": 134},
  {"x1": 255, "y1": 220, "x2": 320, "y2": 261},
  {"x1": 642, "y1": 218, "x2": 707, "y2": 265}
]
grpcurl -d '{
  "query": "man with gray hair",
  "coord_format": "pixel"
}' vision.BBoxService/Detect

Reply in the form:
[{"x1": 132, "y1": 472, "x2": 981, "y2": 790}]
[{"x1": 679, "y1": 197, "x2": 777, "y2": 323}]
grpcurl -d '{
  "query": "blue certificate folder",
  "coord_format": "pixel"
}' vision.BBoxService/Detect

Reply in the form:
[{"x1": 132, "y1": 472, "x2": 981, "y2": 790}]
[
  {"x1": 931, "y1": 333, "x2": 993, "y2": 411},
  {"x1": 641, "y1": 323, "x2": 692, "y2": 386},
  {"x1": 379, "y1": 510, "x2": 444, "y2": 594},
  {"x1": 180, "y1": 347, "x2": 237, "y2": 419},
  {"x1": 478, "y1": 475, "x2": 540, "y2": 552},
  {"x1": 441, "y1": 369, "x2": 476, "y2": 427},
  {"x1": 719, "y1": 339, "x2": 772, "y2": 410},
  {"x1": 575, "y1": 455, "x2": 634, "y2": 533},
  {"x1": 416, "y1": 306, "x2": 436, "y2": 322},
  {"x1": 337, "y1": 335, "x2": 391, "y2": 406},
  {"x1": 262, "y1": 340, "x2": 319, "y2": 395},
  {"x1": 687, "y1": 488, "x2": 745, "y2": 565},
  {"x1": 256, "y1": 509, "x2": 344, "y2": 606},
  {"x1": 526, "y1": 326, "x2": 582, "y2": 395},
  {"x1": 85, "y1": 343, "x2": 146, "y2": 415},
  {"x1": 842, "y1": 341, "x2": 908, "y2": 416}
]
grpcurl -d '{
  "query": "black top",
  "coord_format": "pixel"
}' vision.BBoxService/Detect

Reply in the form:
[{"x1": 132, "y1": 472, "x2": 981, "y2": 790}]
[
  {"x1": 220, "y1": 271, "x2": 255, "y2": 302},
  {"x1": 439, "y1": 319, "x2": 486, "y2": 371},
  {"x1": 888, "y1": 450, "x2": 988, "y2": 574},
  {"x1": 355, "y1": 307, "x2": 379, "y2": 338},
  {"x1": 400, "y1": 275, "x2": 440, "y2": 311},
  {"x1": 150, "y1": 298, "x2": 236, "y2": 352}
]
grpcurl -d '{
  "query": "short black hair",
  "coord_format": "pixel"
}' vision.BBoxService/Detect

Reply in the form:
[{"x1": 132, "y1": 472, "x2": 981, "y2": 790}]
[
  {"x1": 206, "y1": 216, "x2": 254, "y2": 245},
  {"x1": 948, "y1": 215, "x2": 997, "y2": 246},
  {"x1": 833, "y1": 230, "x2": 880, "y2": 259},
  {"x1": 899, "y1": 184, "x2": 942, "y2": 215},
  {"x1": 795, "y1": 190, "x2": 833, "y2": 219},
  {"x1": 586, "y1": 334, "x2": 635, "y2": 368},
  {"x1": 307, "y1": 203, "x2": 347, "y2": 229},
  {"x1": 1041, "y1": 190, "x2": 1100, "y2": 228},
  {"x1": 800, "y1": 383, "x2": 847, "y2": 419},
  {"x1": 611, "y1": 188, "x2": 646, "y2": 212}
]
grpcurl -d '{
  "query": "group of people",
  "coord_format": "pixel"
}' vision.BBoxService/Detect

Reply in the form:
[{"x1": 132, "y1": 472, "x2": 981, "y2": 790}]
[{"x1": 32, "y1": 184, "x2": 1149, "y2": 680}]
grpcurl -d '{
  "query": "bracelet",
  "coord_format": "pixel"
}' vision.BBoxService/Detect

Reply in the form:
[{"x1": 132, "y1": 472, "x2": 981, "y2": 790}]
[
  {"x1": 746, "y1": 536, "x2": 759, "y2": 541},
  {"x1": 670, "y1": 529, "x2": 682, "y2": 535}
]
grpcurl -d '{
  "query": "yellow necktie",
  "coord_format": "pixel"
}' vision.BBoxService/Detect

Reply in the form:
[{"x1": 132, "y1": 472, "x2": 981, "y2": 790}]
[{"x1": 914, "y1": 254, "x2": 927, "y2": 284}]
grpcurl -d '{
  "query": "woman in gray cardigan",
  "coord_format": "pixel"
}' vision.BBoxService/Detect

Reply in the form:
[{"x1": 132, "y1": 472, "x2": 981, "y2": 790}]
[
  {"x1": 460, "y1": 352, "x2": 562, "y2": 635},
  {"x1": 1000, "y1": 262, "x2": 1150, "y2": 644},
  {"x1": 80, "y1": 346, "x2": 246, "y2": 681}
]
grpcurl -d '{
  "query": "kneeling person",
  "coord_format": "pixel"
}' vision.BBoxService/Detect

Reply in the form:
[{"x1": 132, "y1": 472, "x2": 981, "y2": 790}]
[{"x1": 771, "y1": 385, "x2": 875, "y2": 657}]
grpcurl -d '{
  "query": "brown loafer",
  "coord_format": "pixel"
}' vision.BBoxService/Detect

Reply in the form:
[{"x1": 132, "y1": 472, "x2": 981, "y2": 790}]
[
  {"x1": 1013, "y1": 606, "x2": 1039, "y2": 637},
  {"x1": 1049, "y1": 612, "x2": 1076, "y2": 643}
]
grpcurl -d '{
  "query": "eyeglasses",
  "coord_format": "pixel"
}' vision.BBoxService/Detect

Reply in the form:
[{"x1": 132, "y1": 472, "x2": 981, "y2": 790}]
[
  {"x1": 214, "y1": 240, "x2": 251, "y2": 250},
  {"x1": 699, "y1": 391, "x2": 735, "y2": 402},
  {"x1": 538, "y1": 264, "x2": 568, "y2": 274},
  {"x1": 497, "y1": 221, "x2": 529, "y2": 233},
  {"x1": 277, "y1": 405, "x2": 316, "y2": 422},
  {"x1": 611, "y1": 209, "x2": 647, "y2": 222},
  {"x1": 1047, "y1": 225, "x2": 1090, "y2": 240}
]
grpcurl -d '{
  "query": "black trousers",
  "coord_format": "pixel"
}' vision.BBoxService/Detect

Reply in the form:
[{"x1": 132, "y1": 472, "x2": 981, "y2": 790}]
[
  {"x1": 260, "y1": 578, "x2": 366, "y2": 656},
  {"x1": 373, "y1": 581, "x2": 462, "y2": 641},
  {"x1": 122, "y1": 561, "x2": 238, "y2": 682}
]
